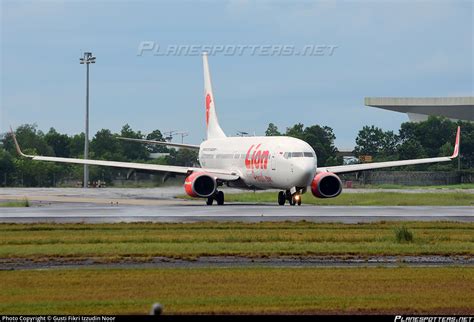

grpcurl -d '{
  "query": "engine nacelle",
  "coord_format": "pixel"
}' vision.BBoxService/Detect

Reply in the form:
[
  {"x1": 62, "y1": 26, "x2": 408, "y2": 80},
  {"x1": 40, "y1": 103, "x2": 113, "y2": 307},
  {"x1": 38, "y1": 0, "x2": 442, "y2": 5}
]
[
  {"x1": 311, "y1": 172, "x2": 342, "y2": 198},
  {"x1": 184, "y1": 172, "x2": 217, "y2": 198}
]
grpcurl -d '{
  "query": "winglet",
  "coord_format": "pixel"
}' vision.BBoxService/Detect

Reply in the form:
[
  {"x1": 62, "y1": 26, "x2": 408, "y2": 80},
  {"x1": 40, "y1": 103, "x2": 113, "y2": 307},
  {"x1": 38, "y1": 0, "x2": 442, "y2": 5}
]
[
  {"x1": 9, "y1": 126, "x2": 28, "y2": 158},
  {"x1": 451, "y1": 126, "x2": 461, "y2": 159}
]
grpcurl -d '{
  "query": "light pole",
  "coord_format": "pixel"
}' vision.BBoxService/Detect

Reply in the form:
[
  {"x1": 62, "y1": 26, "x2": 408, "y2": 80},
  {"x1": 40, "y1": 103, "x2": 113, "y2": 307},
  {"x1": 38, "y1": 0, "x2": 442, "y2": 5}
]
[
  {"x1": 175, "y1": 131, "x2": 189, "y2": 143},
  {"x1": 79, "y1": 52, "x2": 96, "y2": 188}
]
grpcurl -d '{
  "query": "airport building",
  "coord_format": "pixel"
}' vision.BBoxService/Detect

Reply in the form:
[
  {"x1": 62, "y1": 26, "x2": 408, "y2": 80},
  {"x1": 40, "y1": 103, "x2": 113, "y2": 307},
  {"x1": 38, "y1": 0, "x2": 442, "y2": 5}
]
[{"x1": 364, "y1": 96, "x2": 474, "y2": 122}]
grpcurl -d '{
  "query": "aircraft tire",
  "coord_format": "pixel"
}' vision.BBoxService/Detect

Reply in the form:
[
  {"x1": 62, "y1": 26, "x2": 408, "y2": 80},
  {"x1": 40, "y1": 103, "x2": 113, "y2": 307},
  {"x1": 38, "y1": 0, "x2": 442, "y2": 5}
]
[
  {"x1": 278, "y1": 191, "x2": 285, "y2": 205},
  {"x1": 289, "y1": 196, "x2": 296, "y2": 206},
  {"x1": 216, "y1": 191, "x2": 224, "y2": 205}
]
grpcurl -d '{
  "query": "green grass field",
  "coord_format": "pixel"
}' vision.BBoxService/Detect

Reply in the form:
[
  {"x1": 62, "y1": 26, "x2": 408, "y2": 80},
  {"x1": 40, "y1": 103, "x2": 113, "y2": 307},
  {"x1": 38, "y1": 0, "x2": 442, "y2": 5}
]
[
  {"x1": 2, "y1": 222, "x2": 473, "y2": 314},
  {"x1": 1, "y1": 267, "x2": 472, "y2": 314},
  {"x1": 182, "y1": 191, "x2": 474, "y2": 206},
  {"x1": 358, "y1": 183, "x2": 474, "y2": 190},
  {"x1": 1, "y1": 222, "x2": 473, "y2": 261},
  {"x1": 0, "y1": 199, "x2": 29, "y2": 207}
]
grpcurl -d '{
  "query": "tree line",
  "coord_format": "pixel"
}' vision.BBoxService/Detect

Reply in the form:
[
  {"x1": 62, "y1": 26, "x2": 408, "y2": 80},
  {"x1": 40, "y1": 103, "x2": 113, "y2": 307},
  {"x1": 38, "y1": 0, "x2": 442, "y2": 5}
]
[
  {"x1": 352, "y1": 117, "x2": 473, "y2": 169},
  {"x1": 265, "y1": 116, "x2": 473, "y2": 170},
  {"x1": 0, "y1": 124, "x2": 198, "y2": 187},
  {"x1": 0, "y1": 116, "x2": 472, "y2": 187}
]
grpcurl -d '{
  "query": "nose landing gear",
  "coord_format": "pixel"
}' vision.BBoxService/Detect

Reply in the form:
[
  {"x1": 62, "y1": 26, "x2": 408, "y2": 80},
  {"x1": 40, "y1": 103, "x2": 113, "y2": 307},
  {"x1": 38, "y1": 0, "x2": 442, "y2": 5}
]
[
  {"x1": 291, "y1": 194, "x2": 302, "y2": 206},
  {"x1": 277, "y1": 190, "x2": 302, "y2": 206}
]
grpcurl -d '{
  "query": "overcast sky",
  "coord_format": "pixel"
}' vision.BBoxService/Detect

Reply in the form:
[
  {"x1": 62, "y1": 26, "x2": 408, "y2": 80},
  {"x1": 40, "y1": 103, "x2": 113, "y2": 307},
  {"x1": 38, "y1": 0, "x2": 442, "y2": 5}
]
[{"x1": 1, "y1": 0, "x2": 472, "y2": 149}]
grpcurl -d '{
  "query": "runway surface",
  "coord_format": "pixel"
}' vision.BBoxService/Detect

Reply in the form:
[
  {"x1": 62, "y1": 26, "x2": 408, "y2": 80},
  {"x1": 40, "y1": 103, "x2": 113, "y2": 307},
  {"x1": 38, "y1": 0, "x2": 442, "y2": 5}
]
[
  {"x1": 1, "y1": 204, "x2": 473, "y2": 223},
  {"x1": 0, "y1": 187, "x2": 473, "y2": 223}
]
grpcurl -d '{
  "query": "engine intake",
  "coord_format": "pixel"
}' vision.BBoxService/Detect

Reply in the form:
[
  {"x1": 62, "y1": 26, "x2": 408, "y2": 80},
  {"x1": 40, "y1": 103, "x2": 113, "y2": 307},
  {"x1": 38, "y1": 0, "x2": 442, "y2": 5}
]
[
  {"x1": 184, "y1": 172, "x2": 217, "y2": 198},
  {"x1": 311, "y1": 172, "x2": 342, "y2": 198}
]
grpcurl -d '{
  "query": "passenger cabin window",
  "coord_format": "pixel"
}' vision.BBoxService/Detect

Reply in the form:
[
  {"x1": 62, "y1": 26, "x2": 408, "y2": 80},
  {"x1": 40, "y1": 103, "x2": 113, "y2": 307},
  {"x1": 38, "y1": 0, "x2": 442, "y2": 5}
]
[{"x1": 291, "y1": 152, "x2": 303, "y2": 157}]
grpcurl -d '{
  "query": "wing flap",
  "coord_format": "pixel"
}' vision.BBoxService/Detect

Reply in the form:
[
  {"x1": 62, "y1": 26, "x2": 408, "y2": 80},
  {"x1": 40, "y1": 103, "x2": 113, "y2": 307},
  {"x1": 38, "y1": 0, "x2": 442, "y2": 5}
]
[{"x1": 31, "y1": 155, "x2": 190, "y2": 174}]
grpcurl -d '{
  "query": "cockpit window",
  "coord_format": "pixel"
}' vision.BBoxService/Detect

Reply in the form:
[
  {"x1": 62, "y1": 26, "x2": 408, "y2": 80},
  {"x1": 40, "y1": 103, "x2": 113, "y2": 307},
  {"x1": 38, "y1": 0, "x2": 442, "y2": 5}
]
[{"x1": 284, "y1": 152, "x2": 315, "y2": 158}]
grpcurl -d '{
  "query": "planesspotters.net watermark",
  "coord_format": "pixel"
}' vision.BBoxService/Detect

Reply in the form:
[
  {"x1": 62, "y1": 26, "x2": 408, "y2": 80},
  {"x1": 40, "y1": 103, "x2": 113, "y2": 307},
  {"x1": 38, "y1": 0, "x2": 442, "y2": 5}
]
[
  {"x1": 137, "y1": 42, "x2": 338, "y2": 57},
  {"x1": 394, "y1": 316, "x2": 474, "y2": 322}
]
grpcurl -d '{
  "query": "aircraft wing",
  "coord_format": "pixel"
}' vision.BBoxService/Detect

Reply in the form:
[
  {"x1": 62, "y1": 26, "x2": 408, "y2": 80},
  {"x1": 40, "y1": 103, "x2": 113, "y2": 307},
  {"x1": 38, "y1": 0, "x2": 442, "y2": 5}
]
[
  {"x1": 318, "y1": 126, "x2": 460, "y2": 175},
  {"x1": 10, "y1": 129, "x2": 239, "y2": 181},
  {"x1": 117, "y1": 137, "x2": 200, "y2": 150}
]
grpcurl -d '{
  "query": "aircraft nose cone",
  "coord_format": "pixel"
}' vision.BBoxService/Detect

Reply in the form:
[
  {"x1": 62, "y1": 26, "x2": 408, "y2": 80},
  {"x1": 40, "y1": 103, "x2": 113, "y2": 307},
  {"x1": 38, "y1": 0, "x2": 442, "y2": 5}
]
[{"x1": 294, "y1": 160, "x2": 316, "y2": 187}]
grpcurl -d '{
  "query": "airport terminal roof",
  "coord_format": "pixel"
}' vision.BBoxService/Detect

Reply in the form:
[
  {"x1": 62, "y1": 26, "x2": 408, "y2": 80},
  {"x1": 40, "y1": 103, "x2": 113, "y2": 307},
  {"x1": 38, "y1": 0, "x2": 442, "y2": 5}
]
[{"x1": 364, "y1": 97, "x2": 474, "y2": 122}]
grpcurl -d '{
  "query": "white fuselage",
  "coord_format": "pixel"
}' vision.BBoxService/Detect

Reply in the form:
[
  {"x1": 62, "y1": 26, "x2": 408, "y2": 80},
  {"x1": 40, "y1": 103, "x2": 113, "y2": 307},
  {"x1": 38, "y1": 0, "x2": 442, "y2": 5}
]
[{"x1": 199, "y1": 136, "x2": 317, "y2": 190}]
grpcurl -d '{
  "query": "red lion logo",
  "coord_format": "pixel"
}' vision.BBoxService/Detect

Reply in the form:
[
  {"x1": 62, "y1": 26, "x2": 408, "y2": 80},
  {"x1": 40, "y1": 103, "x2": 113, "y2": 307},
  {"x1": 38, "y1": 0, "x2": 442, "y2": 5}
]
[
  {"x1": 205, "y1": 94, "x2": 212, "y2": 126},
  {"x1": 245, "y1": 144, "x2": 270, "y2": 170}
]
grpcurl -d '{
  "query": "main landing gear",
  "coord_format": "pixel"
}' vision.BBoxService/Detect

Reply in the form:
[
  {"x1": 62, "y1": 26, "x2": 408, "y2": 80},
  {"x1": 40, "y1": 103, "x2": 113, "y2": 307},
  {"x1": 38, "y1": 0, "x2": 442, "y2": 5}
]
[
  {"x1": 278, "y1": 190, "x2": 302, "y2": 206},
  {"x1": 206, "y1": 190, "x2": 225, "y2": 206}
]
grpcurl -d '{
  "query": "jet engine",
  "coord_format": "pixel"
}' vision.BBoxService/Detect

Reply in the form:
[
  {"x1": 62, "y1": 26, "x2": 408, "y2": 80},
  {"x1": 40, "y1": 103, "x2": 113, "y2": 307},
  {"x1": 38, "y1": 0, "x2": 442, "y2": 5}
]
[
  {"x1": 184, "y1": 172, "x2": 217, "y2": 198},
  {"x1": 311, "y1": 172, "x2": 342, "y2": 198}
]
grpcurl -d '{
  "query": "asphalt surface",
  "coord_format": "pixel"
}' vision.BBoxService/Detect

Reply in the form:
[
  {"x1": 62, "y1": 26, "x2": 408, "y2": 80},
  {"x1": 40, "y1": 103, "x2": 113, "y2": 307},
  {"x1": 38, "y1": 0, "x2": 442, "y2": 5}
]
[
  {"x1": 1, "y1": 203, "x2": 473, "y2": 223},
  {"x1": 0, "y1": 187, "x2": 473, "y2": 223},
  {"x1": 2, "y1": 255, "x2": 472, "y2": 270}
]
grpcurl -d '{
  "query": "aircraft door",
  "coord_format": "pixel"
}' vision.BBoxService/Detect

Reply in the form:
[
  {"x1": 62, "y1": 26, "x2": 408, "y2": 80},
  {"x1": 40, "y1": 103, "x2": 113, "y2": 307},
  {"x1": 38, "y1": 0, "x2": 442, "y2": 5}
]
[
  {"x1": 271, "y1": 146, "x2": 279, "y2": 171},
  {"x1": 232, "y1": 150, "x2": 239, "y2": 168}
]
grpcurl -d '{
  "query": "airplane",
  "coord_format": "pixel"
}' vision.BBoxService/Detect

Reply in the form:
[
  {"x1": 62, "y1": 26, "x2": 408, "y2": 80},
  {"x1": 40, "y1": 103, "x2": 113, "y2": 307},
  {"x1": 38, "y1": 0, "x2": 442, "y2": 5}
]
[{"x1": 11, "y1": 53, "x2": 461, "y2": 206}]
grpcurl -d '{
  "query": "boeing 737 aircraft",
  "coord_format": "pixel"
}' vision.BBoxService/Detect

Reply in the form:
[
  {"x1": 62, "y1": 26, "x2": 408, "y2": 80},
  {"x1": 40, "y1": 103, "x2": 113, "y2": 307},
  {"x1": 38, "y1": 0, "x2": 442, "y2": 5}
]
[{"x1": 11, "y1": 53, "x2": 460, "y2": 206}]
